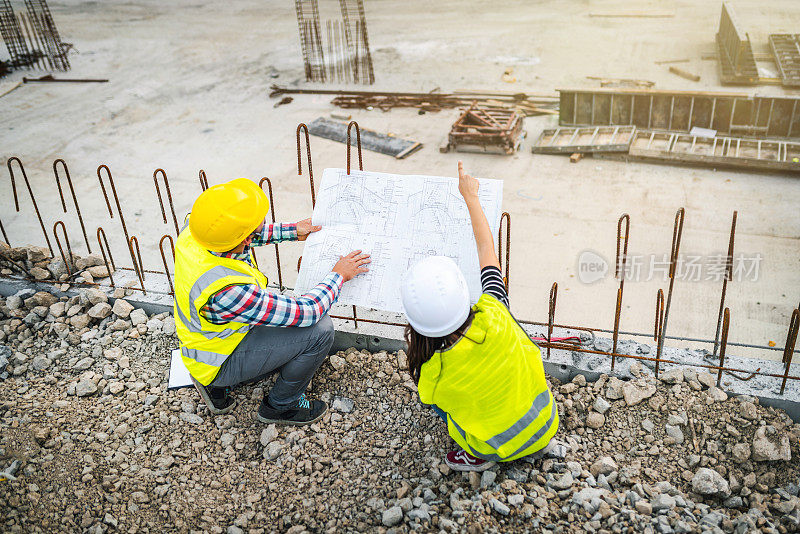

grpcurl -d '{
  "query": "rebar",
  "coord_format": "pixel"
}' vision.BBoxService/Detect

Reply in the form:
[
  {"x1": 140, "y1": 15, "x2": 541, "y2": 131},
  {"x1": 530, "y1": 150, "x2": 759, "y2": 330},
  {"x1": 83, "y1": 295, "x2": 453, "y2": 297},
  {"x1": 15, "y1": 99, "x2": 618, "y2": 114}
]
[
  {"x1": 297, "y1": 123, "x2": 316, "y2": 207},
  {"x1": 713, "y1": 211, "x2": 737, "y2": 358},
  {"x1": 259, "y1": 177, "x2": 284, "y2": 291},
  {"x1": 129, "y1": 235, "x2": 146, "y2": 295},
  {"x1": 53, "y1": 159, "x2": 91, "y2": 253},
  {"x1": 547, "y1": 282, "x2": 557, "y2": 360},
  {"x1": 654, "y1": 289, "x2": 665, "y2": 341},
  {"x1": 655, "y1": 207, "x2": 685, "y2": 378},
  {"x1": 611, "y1": 213, "x2": 630, "y2": 371},
  {"x1": 159, "y1": 234, "x2": 175, "y2": 296},
  {"x1": 153, "y1": 168, "x2": 179, "y2": 236},
  {"x1": 6, "y1": 157, "x2": 53, "y2": 255},
  {"x1": 198, "y1": 170, "x2": 209, "y2": 192},
  {"x1": 96, "y1": 226, "x2": 115, "y2": 288},
  {"x1": 781, "y1": 309, "x2": 799, "y2": 394},
  {"x1": 97, "y1": 164, "x2": 139, "y2": 273},
  {"x1": 0, "y1": 219, "x2": 8, "y2": 246},
  {"x1": 498, "y1": 212, "x2": 511, "y2": 289},
  {"x1": 346, "y1": 121, "x2": 363, "y2": 175},
  {"x1": 345, "y1": 121, "x2": 363, "y2": 327},
  {"x1": 716, "y1": 308, "x2": 731, "y2": 386},
  {"x1": 52, "y1": 220, "x2": 73, "y2": 277}
]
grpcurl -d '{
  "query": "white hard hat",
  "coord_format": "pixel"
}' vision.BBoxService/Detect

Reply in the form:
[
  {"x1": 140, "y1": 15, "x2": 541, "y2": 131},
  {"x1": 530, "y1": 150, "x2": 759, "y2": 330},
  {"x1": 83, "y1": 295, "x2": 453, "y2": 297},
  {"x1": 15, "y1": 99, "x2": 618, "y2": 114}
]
[{"x1": 400, "y1": 256, "x2": 471, "y2": 338}]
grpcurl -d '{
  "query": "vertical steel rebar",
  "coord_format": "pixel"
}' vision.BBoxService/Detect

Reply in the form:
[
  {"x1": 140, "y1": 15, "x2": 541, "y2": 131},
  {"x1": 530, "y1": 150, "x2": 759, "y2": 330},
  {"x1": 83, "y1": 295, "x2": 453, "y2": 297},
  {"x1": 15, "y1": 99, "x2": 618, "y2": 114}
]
[
  {"x1": 153, "y1": 168, "x2": 179, "y2": 236},
  {"x1": 259, "y1": 177, "x2": 284, "y2": 291},
  {"x1": 96, "y1": 226, "x2": 115, "y2": 288},
  {"x1": 297, "y1": 123, "x2": 316, "y2": 207},
  {"x1": 52, "y1": 220, "x2": 73, "y2": 278},
  {"x1": 655, "y1": 208, "x2": 685, "y2": 378},
  {"x1": 7, "y1": 157, "x2": 53, "y2": 255},
  {"x1": 780, "y1": 309, "x2": 799, "y2": 395},
  {"x1": 198, "y1": 170, "x2": 209, "y2": 192},
  {"x1": 497, "y1": 212, "x2": 511, "y2": 290},
  {"x1": 97, "y1": 164, "x2": 139, "y2": 272},
  {"x1": 716, "y1": 308, "x2": 730, "y2": 387},
  {"x1": 128, "y1": 235, "x2": 146, "y2": 295},
  {"x1": 547, "y1": 282, "x2": 557, "y2": 360},
  {"x1": 654, "y1": 289, "x2": 665, "y2": 341},
  {"x1": 713, "y1": 211, "x2": 737, "y2": 358},
  {"x1": 611, "y1": 213, "x2": 630, "y2": 371},
  {"x1": 346, "y1": 121, "x2": 363, "y2": 175},
  {"x1": 159, "y1": 234, "x2": 176, "y2": 296},
  {"x1": 53, "y1": 158, "x2": 91, "y2": 253},
  {"x1": 0, "y1": 219, "x2": 9, "y2": 246},
  {"x1": 345, "y1": 120, "x2": 363, "y2": 327}
]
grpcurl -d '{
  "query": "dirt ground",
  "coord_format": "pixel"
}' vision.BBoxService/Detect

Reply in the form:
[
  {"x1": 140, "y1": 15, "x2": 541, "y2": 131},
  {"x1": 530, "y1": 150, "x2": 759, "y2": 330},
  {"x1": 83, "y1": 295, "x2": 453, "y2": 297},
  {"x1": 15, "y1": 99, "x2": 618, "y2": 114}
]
[{"x1": 1, "y1": 0, "x2": 799, "y2": 361}]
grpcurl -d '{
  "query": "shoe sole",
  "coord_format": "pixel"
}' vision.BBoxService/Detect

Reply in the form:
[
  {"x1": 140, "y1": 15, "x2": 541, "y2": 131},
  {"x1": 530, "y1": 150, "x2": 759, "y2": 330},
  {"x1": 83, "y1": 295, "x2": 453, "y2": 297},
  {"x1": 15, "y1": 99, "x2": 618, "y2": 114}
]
[
  {"x1": 255, "y1": 404, "x2": 328, "y2": 426},
  {"x1": 445, "y1": 457, "x2": 496, "y2": 472},
  {"x1": 190, "y1": 375, "x2": 236, "y2": 416}
]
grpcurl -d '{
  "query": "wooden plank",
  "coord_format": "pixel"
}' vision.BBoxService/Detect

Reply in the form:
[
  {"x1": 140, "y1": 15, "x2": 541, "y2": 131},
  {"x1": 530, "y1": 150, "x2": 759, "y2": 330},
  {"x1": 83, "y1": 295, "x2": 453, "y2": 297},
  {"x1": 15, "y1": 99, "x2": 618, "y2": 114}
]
[{"x1": 669, "y1": 66, "x2": 701, "y2": 82}]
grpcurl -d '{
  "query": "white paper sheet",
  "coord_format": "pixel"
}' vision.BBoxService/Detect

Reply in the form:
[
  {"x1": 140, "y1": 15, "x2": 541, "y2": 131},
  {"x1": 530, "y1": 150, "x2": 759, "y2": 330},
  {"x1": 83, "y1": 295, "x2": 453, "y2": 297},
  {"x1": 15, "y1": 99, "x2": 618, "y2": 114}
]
[
  {"x1": 168, "y1": 348, "x2": 193, "y2": 389},
  {"x1": 295, "y1": 168, "x2": 504, "y2": 313}
]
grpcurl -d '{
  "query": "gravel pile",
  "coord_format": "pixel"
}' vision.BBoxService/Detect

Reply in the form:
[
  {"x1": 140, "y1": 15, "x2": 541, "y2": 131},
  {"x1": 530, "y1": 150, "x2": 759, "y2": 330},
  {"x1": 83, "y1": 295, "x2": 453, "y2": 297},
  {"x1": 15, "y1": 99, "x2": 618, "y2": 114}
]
[{"x1": 0, "y1": 286, "x2": 799, "y2": 533}]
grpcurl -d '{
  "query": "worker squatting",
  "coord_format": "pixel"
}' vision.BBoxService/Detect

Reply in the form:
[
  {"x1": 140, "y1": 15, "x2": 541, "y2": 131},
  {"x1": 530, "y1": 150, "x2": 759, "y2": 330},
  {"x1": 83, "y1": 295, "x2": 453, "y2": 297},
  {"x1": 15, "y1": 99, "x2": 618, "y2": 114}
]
[{"x1": 174, "y1": 162, "x2": 561, "y2": 472}]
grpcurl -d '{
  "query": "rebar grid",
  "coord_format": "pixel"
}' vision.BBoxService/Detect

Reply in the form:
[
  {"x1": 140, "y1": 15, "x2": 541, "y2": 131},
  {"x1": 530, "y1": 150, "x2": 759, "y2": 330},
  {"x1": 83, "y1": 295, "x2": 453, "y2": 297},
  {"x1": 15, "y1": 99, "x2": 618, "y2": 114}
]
[{"x1": 1, "y1": 140, "x2": 798, "y2": 395}]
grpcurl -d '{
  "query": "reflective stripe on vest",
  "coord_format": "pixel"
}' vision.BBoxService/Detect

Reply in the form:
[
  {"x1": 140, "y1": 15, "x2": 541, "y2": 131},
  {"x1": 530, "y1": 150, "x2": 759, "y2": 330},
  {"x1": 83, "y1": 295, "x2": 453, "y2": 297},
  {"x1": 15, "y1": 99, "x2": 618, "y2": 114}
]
[
  {"x1": 173, "y1": 224, "x2": 269, "y2": 385},
  {"x1": 417, "y1": 293, "x2": 559, "y2": 462}
]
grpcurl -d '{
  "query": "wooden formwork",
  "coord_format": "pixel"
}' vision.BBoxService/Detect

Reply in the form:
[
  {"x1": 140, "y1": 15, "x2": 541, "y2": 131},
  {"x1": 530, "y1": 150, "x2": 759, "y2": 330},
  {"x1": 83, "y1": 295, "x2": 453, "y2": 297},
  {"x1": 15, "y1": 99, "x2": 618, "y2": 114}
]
[
  {"x1": 531, "y1": 126, "x2": 635, "y2": 154},
  {"x1": 558, "y1": 88, "x2": 800, "y2": 139},
  {"x1": 627, "y1": 129, "x2": 800, "y2": 174},
  {"x1": 770, "y1": 34, "x2": 800, "y2": 88},
  {"x1": 445, "y1": 104, "x2": 524, "y2": 155}
]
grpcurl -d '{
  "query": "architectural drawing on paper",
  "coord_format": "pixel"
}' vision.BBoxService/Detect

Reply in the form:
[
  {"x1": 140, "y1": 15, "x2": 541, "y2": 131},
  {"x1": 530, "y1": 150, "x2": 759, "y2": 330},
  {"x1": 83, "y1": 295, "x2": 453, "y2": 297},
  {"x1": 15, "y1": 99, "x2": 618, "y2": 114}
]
[{"x1": 295, "y1": 168, "x2": 504, "y2": 313}]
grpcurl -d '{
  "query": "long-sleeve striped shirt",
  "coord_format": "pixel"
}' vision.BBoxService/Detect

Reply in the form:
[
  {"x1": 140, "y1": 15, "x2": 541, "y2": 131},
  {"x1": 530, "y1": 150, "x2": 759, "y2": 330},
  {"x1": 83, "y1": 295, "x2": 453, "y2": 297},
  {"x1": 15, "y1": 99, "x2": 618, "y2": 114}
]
[
  {"x1": 201, "y1": 222, "x2": 343, "y2": 327},
  {"x1": 481, "y1": 265, "x2": 509, "y2": 308}
]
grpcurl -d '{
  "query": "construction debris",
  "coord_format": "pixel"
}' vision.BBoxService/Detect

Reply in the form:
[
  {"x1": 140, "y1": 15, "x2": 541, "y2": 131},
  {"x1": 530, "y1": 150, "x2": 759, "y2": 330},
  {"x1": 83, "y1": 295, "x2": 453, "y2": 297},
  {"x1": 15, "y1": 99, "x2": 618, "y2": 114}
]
[
  {"x1": 558, "y1": 88, "x2": 800, "y2": 139},
  {"x1": 668, "y1": 66, "x2": 700, "y2": 82},
  {"x1": 295, "y1": 0, "x2": 374, "y2": 84},
  {"x1": 442, "y1": 104, "x2": 524, "y2": 155},
  {"x1": 270, "y1": 85, "x2": 559, "y2": 117},
  {"x1": 306, "y1": 117, "x2": 421, "y2": 159},
  {"x1": 586, "y1": 76, "x2": 655, "y2": 88},
  {"x1": 532, "y1": 126, "x2": 635, "y2": 155},
  {"x1": 769, "y1": 34, "x2": 800, "y2": 87},
  {"x1": 0, "y1": 0, "x2": 69, "y2": 71},
  {"x1": 22, "y1": 75, "x2": 108, "y2": 83}
]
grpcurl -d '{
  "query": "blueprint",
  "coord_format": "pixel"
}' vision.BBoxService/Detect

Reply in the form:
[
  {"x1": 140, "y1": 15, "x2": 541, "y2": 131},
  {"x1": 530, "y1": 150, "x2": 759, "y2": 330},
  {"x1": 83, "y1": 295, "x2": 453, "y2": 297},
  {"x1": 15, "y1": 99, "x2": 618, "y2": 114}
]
[{"x1": 294, "y1": 168, "x2": 504, "y2": 313}]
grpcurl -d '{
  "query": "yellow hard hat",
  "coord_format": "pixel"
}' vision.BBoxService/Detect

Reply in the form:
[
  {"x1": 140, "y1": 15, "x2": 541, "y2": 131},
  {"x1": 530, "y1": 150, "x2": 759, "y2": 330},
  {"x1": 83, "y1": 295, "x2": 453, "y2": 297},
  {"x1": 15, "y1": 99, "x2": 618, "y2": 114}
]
[{"x1": 189, "y1": 178, "x2": 269, "y2": 252}]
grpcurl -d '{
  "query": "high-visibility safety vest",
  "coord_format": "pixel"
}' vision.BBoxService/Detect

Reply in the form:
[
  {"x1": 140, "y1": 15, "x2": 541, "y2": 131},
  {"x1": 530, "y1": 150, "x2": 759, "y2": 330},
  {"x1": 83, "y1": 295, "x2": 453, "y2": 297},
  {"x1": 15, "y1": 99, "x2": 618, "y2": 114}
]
[
  {"x1": 173, "y1": 226, "x2": 269, "y2": 386},
  {"x1": 417, "y1": 294, "x2": 559, "y2": 462}
]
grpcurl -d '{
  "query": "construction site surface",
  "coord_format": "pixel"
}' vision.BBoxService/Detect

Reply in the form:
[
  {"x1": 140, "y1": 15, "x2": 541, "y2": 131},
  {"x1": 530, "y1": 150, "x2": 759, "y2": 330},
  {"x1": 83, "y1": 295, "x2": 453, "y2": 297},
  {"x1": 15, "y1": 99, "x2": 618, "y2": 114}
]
[{"x1": 1, "y1": 0, "x2": 799, "y2": 365}]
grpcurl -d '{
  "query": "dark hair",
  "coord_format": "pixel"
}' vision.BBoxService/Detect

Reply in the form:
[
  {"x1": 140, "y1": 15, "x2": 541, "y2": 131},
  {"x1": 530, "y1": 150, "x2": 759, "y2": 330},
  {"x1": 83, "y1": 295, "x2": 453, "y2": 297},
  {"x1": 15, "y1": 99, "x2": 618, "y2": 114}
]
[{"x1": 404, "y1": 310, "x2": 475, "y2": 384}]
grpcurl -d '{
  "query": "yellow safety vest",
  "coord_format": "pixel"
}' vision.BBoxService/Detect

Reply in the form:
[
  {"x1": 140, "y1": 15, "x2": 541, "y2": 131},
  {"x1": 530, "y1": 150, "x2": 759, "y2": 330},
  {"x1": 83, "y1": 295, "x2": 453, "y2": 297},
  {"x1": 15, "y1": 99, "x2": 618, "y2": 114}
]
[
  {"x1": 417, "y1": 294, "x2": 559, "y2": 462},
  {"x1": 173, "y1": 225, "x2": 269, "y2": 386}
]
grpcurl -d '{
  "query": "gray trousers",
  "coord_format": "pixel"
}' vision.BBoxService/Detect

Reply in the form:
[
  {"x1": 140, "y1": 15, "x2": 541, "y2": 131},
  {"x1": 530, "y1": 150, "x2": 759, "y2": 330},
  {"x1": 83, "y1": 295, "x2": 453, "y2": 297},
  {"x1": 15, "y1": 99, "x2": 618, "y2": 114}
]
[{"x1": 209, "y1": 315, "x2": 335, "y2": 409}]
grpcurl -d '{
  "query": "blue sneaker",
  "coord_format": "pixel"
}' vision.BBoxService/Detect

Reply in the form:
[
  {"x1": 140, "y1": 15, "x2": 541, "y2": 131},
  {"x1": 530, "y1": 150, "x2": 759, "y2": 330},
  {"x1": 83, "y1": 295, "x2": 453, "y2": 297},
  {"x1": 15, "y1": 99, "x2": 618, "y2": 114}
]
[{"x1": 256, "y1": 393, "x2": 328, "y2": 426}]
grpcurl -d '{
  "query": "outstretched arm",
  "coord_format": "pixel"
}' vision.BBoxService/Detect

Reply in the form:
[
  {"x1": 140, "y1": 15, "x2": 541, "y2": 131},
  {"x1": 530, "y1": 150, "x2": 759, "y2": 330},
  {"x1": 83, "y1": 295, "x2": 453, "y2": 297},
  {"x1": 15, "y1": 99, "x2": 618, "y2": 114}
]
[{"x1": 457, "y1": 161, "x2": 500, "y2": 270}]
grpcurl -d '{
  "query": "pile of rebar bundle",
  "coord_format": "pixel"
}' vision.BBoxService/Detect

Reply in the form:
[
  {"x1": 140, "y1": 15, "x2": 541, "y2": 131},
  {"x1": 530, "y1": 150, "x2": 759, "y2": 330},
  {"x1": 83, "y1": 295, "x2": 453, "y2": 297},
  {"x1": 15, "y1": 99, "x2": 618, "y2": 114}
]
[{"x1": 269, "y1": 85, "x2": 559, "y2": 117}]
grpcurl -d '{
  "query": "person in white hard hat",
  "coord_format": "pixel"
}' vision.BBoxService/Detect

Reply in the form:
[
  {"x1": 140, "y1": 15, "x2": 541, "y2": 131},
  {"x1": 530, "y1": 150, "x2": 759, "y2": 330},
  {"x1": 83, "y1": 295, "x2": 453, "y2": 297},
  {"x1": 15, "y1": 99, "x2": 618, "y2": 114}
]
[{"x1": 400, "y1": 162, "x2": 562, "y2": 472}]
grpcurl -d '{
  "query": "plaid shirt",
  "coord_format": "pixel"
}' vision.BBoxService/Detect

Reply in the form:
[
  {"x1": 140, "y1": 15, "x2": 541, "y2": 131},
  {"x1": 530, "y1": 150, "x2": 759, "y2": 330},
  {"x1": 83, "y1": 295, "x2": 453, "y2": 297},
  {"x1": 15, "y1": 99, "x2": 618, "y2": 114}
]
[{"x1": 201, "y1": 222, "x2": 343, "y2": 327}]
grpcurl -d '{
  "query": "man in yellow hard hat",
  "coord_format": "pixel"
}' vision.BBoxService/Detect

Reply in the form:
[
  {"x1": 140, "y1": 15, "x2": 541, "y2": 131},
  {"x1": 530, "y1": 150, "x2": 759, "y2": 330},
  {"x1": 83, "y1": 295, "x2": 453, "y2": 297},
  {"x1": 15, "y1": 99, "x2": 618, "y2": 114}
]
[{"x1": 173, "y1": 178, "x2": 370, "y2": 425}]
